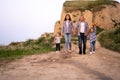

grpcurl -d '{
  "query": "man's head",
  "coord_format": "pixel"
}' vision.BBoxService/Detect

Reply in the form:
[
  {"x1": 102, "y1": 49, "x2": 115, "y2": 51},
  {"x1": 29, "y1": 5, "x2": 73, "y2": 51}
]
[{"x1": 79, "y1": 15, "x2": 85, "y2": 22}]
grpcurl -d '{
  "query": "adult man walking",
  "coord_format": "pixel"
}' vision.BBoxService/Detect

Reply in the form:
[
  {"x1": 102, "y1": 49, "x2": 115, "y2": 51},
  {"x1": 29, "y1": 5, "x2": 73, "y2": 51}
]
[{"x1": 76, "y1": 15, "x2": 89, "y2": 54}]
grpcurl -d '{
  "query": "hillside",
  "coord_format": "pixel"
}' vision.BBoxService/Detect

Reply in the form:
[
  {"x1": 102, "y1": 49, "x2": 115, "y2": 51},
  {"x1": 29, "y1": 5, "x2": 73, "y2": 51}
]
[{"x1": 54, "y1": 0, "x2": 120, "y2": 35}]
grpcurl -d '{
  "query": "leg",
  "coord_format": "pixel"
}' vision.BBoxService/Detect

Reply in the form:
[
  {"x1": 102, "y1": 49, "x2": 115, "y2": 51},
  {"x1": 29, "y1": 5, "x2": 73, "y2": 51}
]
[
  {"x1": 58, "y1": 43, "x2": 60, "y2": 51},
  {"x1": 78, "y1": 36, "x2": 82, "y2": 54},
  {"x1": 92, "y1": 41, "x2": 96, "y2": 52},
  {"x1": 56, "y1": 44, "x2": 57, "y2": 51},
  {"x1": 83, "y1": 36, "x2": 87, "y2": 54},
  {"x1": 90, "y1": 41, "x2": 93, "y2": 54},
  {"x1": 64, "y1": 34, "x2": 69, "y2": 50},
  {"x1": 68, "y1": 33, "x2": 72, "y2": 50}
]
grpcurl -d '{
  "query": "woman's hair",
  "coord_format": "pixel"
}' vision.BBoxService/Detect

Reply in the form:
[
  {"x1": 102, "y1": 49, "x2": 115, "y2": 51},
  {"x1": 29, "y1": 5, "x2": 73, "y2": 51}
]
[{"x1": 64, "y1": 14, "x2": 71, "y2": 21}]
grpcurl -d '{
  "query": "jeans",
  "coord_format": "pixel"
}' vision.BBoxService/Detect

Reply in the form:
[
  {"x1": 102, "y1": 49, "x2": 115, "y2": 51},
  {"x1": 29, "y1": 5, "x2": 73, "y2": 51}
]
[
  {"x1": 64, "y1": 33, "x2": 72, "y2": 50},
  {"x1": 78, "y1": 33, "x2": 87, "y2": 54},
  {"x1": 90, "y1": 41, "x2": 96, "y2": 52},
  {"x1": 56, "y1": 43, "x2": 60, "y2": 51}
]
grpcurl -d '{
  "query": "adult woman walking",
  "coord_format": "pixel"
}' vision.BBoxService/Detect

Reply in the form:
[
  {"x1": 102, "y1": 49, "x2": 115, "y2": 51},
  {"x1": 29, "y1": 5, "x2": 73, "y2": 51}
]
[{"x1": 62, "y1": 14, "x2": 74, "y2": 53}]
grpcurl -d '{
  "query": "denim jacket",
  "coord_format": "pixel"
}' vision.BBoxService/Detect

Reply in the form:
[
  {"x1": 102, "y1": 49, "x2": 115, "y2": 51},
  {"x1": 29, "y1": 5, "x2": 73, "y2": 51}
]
[{"x1": 62, "y1": 21, "x2": 74, "y2": 34}]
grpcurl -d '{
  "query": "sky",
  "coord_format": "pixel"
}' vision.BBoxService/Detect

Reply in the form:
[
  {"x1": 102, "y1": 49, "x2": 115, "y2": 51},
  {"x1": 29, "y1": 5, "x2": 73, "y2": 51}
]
[
  {"x1": 0, "y1": 0, "x2": 65, "y2": 45},
  {"x1": 0, "y1": 0, "x2": 120, "y2": 45}
]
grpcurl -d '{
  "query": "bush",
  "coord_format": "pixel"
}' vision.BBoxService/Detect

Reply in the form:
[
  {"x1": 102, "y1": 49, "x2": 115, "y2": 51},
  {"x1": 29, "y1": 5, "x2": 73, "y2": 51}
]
[
  {"x1": 96, "y1": 26, "x2": 104, "y2": 35},
  {"x1": 0, "y1": 34, "x2": 55, "y2": 60},
  {"x1": 63, "y1": 0, "x2": 116, "y2": 12},
  {"x1": 98, "y1": 26, "x2": 120, "y2": 53}
]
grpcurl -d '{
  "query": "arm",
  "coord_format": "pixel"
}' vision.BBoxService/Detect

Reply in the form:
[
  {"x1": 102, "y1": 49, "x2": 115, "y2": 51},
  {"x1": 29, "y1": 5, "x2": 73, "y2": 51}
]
[
  {"x1": 62, "y1": 21, "x2": 65, "y2": 36},
  {"x1": 85, "y1": 22, "x2": 89, "y2": 36},
  {"x1": 73, "y1": 22, "x2": 79, "y2": 35}
]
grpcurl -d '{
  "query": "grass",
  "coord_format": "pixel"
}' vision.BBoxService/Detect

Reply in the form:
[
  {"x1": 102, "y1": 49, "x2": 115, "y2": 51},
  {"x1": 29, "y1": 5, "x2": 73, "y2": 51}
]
[
  {"x1": 96, "y1": 26, "x2": 104, "y2": 35},
  {"x1": 98, "y1": 26, "x2": 120, "y2": 53},
  {"x1": 0, "y1": 34, "x2": 55, "y2": 60},
  {"x1": 63, "y1": 0, "x2": 118, "y2": 12}
]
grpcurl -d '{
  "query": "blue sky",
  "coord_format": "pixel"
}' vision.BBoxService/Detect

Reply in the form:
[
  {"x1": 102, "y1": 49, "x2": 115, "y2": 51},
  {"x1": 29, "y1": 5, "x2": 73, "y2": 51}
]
[{"x1": 0, "y1": 0, "x2": 120, "y2": 45}]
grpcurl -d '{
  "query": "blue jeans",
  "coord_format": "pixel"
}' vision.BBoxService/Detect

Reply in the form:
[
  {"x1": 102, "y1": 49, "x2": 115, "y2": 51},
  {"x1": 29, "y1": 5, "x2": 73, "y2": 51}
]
[
  {"x1": 78, "y1": 33, "x2": 87, "y2": 54},
  {"x1": 90, "y1": 41, "x2": 96, "y2": 52},
  {"x1": 64, "y1": 33, "x2": 72, "y2": 50}
]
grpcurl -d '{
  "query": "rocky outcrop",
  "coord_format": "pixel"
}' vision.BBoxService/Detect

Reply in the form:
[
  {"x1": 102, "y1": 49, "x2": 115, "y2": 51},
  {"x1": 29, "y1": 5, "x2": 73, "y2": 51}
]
[{"x1": 54, "y1": 1, "x2": 120, "y2": 35}]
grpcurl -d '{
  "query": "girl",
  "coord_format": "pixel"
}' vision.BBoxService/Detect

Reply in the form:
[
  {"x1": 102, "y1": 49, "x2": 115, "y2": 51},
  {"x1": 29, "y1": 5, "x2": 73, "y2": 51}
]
[
  {"x1": 62, "y1": 14, "x2": 74, "y2": 53},
  {"x1": 89, "y1": 23, "x2": 97, "y2": 54},
  {"x1": 54, "y1": 32, "x2": 62, "y2": 53}
]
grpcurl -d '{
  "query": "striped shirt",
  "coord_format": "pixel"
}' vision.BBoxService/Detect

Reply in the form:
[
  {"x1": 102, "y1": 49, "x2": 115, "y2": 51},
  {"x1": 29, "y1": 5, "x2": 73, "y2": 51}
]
[{"x1": 90, "y1": 27, "x2": 96, "y2": 42}]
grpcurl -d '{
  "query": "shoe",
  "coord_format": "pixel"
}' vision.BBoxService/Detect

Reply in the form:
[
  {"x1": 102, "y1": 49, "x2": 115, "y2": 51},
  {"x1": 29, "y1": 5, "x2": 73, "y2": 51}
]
[
  {"x1": 93, "y1": 51, "x2": 95, "y2": 54},
  {"x1": 90, "y1": 52, "x2": 92, "y2": 55},
  {"x1": 68, "y1": 50, "x2": 72, "y2": 53}
]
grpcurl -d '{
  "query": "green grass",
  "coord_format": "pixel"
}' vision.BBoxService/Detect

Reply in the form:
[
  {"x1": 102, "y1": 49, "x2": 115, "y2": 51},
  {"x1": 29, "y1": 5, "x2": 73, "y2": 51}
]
[
  {"x1": 96, "y1": 26, "x2": 104, "y2": 35},
  {"x1": 63, "y1": 0, "x2": 117, "y2": 12},
  {"x1": 98, "y1": 26, "x2": 120, "y2": 53},
  {"x1": 0, "y1": 34, "x2": 55, "y2": 60}
]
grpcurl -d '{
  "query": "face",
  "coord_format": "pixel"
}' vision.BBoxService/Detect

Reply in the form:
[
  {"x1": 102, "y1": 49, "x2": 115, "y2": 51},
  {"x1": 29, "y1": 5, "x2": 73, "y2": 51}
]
[
  {"x1": 66, "y1": 15, "x2": 70, "y2": 20},
  {"x1": 80, "y1": 16, "x2": 84, "y2": 21},
  {"x1": 91, "y1": 28, "x2": 94, "y2": 32},
  {"x1": 56, "y1": 33, "x2": 59, "y2": 36}
]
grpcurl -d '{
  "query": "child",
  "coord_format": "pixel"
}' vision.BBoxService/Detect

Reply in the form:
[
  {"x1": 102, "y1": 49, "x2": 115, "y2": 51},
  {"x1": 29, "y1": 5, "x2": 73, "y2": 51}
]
[
  {"x1": 89, "y1": 24, "x2": 97, "y2": 55},
  {"x1": 54, "y1": 32, "x2": 62, "y2": 53}
]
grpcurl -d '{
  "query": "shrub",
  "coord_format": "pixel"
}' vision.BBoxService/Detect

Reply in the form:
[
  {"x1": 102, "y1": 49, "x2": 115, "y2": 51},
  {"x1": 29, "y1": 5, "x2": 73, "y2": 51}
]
[
  {"x1": 96, "y1": 26, "x2": 104, "y2": 35},
  {"x1": 98, "y1": 26, "x2": 120, "y2": 53}
]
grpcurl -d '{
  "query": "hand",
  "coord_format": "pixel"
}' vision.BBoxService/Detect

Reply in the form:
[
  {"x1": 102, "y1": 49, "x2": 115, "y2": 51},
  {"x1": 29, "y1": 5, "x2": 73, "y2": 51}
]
[
  {"x1": 61, "y1": 34, "x2": 64, "y2": 37},
  {"x1": 73, "y1": 30, "x2": 76, "y2": 36}
]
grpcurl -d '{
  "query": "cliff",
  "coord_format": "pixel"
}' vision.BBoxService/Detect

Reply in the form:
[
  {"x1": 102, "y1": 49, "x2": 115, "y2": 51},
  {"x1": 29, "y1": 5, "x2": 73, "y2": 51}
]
[{"x1": 54, "y1": 0, "x2": 120, "y2": 35}]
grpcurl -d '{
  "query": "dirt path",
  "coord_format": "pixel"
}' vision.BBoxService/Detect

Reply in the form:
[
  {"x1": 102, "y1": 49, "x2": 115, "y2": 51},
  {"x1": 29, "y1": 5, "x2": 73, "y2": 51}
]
[{"x1": 0, "y1": 41, "x2": 120, "y2": 80}]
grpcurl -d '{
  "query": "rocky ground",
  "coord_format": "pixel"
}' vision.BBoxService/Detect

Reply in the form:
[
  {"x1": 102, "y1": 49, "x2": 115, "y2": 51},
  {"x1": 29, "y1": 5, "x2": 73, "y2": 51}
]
[{"x1": 0, "y1": 41, "x2": 120, "y2": 80}]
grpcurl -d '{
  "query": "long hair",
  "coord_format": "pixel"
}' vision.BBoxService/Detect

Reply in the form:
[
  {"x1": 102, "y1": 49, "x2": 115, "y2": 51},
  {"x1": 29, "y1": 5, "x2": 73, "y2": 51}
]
[{"x1": 64, "y1": 14, "x2": 71, "y2": 21}]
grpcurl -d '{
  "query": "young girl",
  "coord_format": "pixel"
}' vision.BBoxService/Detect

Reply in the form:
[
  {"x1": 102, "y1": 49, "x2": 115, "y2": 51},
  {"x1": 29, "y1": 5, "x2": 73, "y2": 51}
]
[
  {"x1": 54, "y1": 32, "x2": 62, "y2": 53},
  {"x1": 89, "y1": 23, "x2": 97, "y2": 55}
]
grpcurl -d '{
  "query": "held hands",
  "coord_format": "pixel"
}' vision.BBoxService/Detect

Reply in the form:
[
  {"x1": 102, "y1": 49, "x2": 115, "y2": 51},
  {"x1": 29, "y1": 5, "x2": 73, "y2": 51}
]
[
  {"x1": 73, "y1": 30, "x2": 77, "y2": 36},
  {"x1": 61, "y1": 34, "x2": 64, "y2": 37}
]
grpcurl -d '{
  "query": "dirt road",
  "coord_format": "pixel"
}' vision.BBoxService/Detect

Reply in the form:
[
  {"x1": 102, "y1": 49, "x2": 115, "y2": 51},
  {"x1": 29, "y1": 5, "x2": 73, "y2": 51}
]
[{"x1": 0, "y1": 41, "x2": 120, "y2": 80}]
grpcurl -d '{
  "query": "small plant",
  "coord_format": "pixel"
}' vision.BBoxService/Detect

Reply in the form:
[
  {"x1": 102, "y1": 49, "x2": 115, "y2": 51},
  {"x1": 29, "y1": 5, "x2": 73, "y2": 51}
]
[
  {"x1": 96, "y1": 26, "x2": 104, "y2": 35},
  {"x1": 98, "y1": 26, "x2": 120, "y2": 53}
]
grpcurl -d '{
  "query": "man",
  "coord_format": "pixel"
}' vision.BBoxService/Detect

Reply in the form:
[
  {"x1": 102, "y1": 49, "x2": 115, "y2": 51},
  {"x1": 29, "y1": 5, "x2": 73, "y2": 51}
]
[{"x1": 76, "y1": 15, "x2": 89, "y2": 54}]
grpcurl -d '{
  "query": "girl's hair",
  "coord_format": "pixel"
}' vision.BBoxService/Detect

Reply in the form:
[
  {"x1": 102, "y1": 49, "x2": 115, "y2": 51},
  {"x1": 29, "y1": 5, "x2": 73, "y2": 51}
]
[
  {"x1": 64, "y1": 14, "x2": 71, "y2": 21},
  {"x1": 56, "y1": 32, "x2": 61, "y2": 36},
  {"x1": 90, "y1": 27, "x2": 95, "y2": 32}
]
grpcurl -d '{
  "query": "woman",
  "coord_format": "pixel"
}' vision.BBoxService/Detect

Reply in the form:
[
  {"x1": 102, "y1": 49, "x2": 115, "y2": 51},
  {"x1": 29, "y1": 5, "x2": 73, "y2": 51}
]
[{"x1": 62, "y1": 14, "x2": 74, "y2": 53}]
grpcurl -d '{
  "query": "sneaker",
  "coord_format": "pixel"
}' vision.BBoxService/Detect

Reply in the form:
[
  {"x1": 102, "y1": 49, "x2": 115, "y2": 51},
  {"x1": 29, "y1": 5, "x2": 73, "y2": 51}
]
[
  {"x1": 93, "y1": 51, "x2": 95, "y2": 54},
  {"x1": 90, "y1": 52, "x2": 92, "y2": 55},
  {"x1": 68, "y1": 50, "x2": 72, "y2": 53},
  {"x1": 56, "y1": 51, "x2": 59, "y2": 53}
]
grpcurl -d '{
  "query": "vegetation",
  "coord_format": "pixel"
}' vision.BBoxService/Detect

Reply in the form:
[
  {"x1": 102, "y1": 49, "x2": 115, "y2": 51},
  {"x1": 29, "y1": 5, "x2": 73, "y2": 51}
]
[
  {"x1": 98, "y1": 26, "x2": 120, "y2": 53},
  {"x1": 0, "y1": 33, "x2": 55, "y2": 60},
  {"x1": 63, "y1": 0, "x2": 118, "y2": 12},
  {"x1": 96, "y1": 26, "x2": 104, "y2": 35}
]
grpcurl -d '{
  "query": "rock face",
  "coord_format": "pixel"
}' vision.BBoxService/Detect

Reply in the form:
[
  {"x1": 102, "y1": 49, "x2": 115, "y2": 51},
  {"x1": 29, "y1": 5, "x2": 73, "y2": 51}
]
[{"x1": 54, "y1": 1, "x2": 120, "y2": 35}]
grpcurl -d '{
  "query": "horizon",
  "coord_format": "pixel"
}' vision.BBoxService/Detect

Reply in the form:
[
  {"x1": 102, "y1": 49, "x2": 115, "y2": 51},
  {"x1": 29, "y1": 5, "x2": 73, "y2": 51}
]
[{"x1": 0, "y1": 0, "x2": 120, "y2": 45}]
